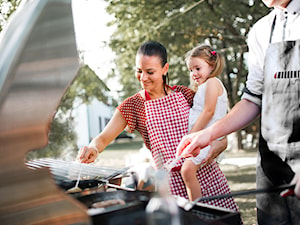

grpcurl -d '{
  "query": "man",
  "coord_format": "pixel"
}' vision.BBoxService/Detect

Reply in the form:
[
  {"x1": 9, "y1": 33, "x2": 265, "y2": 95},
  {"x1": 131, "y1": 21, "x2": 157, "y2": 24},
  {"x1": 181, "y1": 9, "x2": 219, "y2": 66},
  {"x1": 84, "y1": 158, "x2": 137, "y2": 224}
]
[{"x1": 177, "y1": 0, "x2": 300, "y2": 224}]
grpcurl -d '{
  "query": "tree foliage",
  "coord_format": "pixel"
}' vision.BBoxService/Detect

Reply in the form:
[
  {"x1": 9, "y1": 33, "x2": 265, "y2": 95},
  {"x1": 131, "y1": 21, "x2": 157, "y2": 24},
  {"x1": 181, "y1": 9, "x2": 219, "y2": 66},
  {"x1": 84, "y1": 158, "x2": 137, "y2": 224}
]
[
  {"x1": 27, "y1": 65, "x2": 111, "y2": 160},
  {"x1": 105, "y1": 0, "x2": 269, "y2": 149},
  {"x1": 60, "y1": 64, "x2": 111, "y2": 114},
  {"x1": 2, "y1": 0, "x2": 271, "y2": 156},
  {"x1": 1, "y1": 1, "x2": 114, "y2": 159},
  {"x1": 0, "y1": 0, "x2": 21, "y2": 32},
  {"x1": 106, "y1": 0, "x2": 268, "y2": 101}
]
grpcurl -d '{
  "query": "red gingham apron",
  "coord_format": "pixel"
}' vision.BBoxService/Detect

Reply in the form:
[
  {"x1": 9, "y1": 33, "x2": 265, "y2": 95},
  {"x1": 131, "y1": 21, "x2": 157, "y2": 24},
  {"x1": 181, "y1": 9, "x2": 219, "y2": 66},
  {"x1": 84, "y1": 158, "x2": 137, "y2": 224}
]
[{"x1": 144, "y1": 91, "x2": 238, "y2": 210}]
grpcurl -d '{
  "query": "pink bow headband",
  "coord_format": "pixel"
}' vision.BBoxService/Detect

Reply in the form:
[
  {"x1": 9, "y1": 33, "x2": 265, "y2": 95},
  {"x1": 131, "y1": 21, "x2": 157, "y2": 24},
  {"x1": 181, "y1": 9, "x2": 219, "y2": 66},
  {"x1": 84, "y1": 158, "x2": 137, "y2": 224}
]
[{"x1": 211, "y1": 51, "x2": 216, "y2": 56}]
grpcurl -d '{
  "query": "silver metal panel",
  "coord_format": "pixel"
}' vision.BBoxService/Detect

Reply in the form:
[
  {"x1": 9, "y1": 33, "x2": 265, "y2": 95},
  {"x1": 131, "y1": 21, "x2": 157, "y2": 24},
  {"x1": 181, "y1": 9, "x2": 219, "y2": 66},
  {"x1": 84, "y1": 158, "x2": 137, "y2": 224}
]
[{"x1": 0, "y1": 0, "x2": 90, "y2": 224}]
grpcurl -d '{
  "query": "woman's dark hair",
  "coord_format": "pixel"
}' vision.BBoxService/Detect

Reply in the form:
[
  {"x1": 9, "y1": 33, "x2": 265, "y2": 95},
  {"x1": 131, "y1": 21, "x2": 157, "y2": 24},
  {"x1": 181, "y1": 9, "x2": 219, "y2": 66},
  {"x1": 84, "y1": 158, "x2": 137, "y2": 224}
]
[
  {"x1": 137, "y1": 41, "x2": 169, "y2": 95},
  {"x1": 137, "y1": 41, "x2": 167, "y2": 66}
]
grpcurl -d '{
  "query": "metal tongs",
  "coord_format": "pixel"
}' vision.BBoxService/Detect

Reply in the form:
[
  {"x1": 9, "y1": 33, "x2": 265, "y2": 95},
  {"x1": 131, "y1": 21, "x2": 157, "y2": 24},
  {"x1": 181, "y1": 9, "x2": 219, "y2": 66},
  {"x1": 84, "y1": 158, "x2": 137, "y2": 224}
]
[
  {"x1": 177, "y1": 183, "x2": 296, "y2": 211},
  {"x1": 97, "y1": 166, "x2": 137, "y2": 191}
]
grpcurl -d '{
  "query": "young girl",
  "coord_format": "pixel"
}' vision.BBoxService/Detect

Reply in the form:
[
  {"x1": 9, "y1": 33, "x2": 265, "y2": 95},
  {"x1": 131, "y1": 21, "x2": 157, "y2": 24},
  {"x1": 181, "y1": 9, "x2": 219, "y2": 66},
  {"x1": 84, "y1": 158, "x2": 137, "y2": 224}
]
[{"x1": 181, "y1": 44, "x2": 228, "y2": 201}]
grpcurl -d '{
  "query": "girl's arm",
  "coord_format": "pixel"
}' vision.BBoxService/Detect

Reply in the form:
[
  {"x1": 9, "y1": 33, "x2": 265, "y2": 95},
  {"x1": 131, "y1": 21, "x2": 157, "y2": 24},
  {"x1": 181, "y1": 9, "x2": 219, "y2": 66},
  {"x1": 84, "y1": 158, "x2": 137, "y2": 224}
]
[
  {"x1": 189, "y1": 78, "x2": 221, "y2": 133},
  {"x1": 77, "y1": 109, "x2": 127, "y2": 163},
  {"x1": 187, "y1": 78, "x2": 227, "y2": 163}
]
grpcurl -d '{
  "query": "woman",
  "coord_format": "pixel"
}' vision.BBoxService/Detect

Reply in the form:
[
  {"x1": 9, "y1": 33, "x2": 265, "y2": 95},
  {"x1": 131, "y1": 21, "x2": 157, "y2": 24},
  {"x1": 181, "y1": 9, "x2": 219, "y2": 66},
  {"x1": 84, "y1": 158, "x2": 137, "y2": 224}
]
[{"x1": 77, "y1": 41, "x2": 238, "y2": 211}]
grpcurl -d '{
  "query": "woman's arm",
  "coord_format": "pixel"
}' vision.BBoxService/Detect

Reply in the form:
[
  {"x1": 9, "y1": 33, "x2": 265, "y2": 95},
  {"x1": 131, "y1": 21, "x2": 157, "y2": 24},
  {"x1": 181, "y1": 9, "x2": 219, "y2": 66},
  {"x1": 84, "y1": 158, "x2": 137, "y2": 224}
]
[{"x1": 77, "y1": 109, "x2": 127, "y2": 163}]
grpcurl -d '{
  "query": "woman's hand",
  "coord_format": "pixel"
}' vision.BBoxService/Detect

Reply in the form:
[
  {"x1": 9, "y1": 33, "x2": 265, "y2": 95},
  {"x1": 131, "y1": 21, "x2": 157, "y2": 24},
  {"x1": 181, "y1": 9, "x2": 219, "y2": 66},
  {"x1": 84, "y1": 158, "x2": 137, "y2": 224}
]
[
  {"x1": 76, "y1": 109, "x2": 128, "y2": 164},
  {"x1": 77, "y1": 146, "x2": 98, "y2": 163}
]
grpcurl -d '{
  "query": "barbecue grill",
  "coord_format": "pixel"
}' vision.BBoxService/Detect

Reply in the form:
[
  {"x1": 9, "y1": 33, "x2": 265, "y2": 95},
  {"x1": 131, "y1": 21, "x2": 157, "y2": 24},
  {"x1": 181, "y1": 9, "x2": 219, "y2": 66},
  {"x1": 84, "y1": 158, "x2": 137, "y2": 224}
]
[
  {"x1": 0, "y1": 1, "x2": 241, "y2": 224},
  {"x1": 76, "y1": 190, "x2": 241, "y2": 225},
  {"x1": 26, "y1": 158, "x2": 242, "y2": 224}
]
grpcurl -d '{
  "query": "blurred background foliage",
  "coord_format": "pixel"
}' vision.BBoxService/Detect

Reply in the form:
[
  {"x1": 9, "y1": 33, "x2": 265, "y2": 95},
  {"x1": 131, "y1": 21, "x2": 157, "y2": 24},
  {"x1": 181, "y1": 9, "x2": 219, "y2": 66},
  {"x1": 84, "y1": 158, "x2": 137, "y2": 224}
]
[
  {"x1": 0, "y1": 0, "x2": 21, "y2": 32},
  {"x1": 27, "y1": 65, "x2": 112, "y2": 159},
  {"x1": 0, "y1": 0, "x2": 269, "y2": 158},
  {"x1": 105, "y1": 0, "x2": 268, "y2": 149}
]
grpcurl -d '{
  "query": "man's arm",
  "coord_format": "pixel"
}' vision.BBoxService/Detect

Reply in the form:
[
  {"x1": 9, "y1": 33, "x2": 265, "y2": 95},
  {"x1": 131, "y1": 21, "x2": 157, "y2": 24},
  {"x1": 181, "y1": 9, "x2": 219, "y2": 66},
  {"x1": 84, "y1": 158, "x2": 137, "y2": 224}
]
[{"x1": 177, "y1": 99, "x2": 261, "y2": 157}]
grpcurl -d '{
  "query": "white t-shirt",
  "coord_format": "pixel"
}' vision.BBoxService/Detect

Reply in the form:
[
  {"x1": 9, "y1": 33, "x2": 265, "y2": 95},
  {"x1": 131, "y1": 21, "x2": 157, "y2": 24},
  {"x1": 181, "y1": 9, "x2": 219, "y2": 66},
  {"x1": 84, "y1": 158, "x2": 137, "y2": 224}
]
[{"x1": 242, "y1": 1, "x2": 300, "y2": 105}]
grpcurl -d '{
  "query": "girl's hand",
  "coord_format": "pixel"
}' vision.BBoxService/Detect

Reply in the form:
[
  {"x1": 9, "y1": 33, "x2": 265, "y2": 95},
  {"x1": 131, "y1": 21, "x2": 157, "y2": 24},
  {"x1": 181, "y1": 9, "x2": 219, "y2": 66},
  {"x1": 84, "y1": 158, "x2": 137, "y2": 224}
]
[{"x1": 201, "y1": 137, "x2": 227, "y2": 165}]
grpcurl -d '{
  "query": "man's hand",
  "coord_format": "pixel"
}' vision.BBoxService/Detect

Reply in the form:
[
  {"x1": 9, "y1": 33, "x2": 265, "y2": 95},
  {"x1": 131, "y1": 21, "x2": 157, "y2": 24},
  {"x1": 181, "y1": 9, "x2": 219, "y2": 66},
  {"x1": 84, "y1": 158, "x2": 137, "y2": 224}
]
[
  {"x1": 280, "y1": 169, "x2": 300, "y2": 199},
  {"x1": 176, "y1": 129, "x2": 212, "y2": 158},
  {"x1": 293, "y1": 170, "x2": 300, "y2": 199}
]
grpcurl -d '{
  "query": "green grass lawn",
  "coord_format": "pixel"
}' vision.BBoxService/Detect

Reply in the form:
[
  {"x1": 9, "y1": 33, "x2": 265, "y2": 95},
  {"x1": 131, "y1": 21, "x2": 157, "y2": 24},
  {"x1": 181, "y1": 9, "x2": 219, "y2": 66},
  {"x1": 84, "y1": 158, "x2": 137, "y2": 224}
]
[{"x1": 105, "y1": 139, "x2": 144, "y2": 150}]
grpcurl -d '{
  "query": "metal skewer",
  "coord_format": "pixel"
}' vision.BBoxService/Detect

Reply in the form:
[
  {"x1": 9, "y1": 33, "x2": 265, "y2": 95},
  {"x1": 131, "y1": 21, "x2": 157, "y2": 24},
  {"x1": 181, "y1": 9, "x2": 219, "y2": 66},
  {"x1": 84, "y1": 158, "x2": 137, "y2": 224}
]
[
  {"x1": 67, "y1": 164, "x2": 83, "y2": 193},
  {"x1": 164, "y1": 155, "x2": 184, "y2": 172}
]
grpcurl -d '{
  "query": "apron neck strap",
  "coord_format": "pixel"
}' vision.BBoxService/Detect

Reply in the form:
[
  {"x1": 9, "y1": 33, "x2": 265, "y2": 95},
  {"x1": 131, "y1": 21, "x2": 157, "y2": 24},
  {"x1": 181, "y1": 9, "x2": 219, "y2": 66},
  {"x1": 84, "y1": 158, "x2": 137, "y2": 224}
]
[
  {"x1": 144, "y1": 85, "x2": 174, "y2": 101},
  {"x1": 145, "y1": 90, "x2": 151, "y2": 101},
  {"x1": 269, "y1": 15, "x2": 277, "y2": 44}
]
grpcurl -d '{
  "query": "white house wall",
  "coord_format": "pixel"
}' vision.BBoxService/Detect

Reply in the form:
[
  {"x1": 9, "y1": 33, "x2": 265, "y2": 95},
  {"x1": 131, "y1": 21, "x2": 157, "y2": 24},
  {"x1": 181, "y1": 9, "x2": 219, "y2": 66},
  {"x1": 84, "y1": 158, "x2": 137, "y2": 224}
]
[
  {"x1": 87, "y1": 99, "x2": 114, "y2": 139},
  {"x1": 75, "y1": 98, "x2": 114, "y2": 147},
  {"x1": 74, "y1": 103, "x2": 89, "y2": 148}
]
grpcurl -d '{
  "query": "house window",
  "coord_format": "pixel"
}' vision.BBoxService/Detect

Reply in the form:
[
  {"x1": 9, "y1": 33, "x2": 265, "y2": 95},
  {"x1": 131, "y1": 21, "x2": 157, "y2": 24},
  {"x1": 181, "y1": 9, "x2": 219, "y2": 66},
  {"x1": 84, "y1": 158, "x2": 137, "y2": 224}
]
[
  {"x1": 104, "y1": 118, "x2": 110, "y2": 126},
  {"x1": 99, "y1": 117, "x2": 102, "y2": 132}
]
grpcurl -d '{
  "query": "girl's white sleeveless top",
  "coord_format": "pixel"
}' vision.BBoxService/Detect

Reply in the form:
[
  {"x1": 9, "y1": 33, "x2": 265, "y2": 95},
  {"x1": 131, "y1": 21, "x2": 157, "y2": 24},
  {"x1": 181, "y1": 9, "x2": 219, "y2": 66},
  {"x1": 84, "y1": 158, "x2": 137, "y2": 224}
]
[{"x1": 188, "y1": 78, "x2": 228, "y2": 132}]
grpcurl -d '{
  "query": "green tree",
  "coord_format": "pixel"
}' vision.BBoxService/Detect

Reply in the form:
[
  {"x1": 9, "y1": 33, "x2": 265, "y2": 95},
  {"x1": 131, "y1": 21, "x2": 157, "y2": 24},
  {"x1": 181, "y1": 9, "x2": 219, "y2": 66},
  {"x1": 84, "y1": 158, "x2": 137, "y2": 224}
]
[
  {"x1": 105, "y1": 0, "x2": 269, "y2": 150},
  {"x1": 27, "y1": 65, "x2": 112, "y2": 160},
  {"x1": 0, "y1": 0, "x2": 117, "y2": 159},
  {"x1": 0, "y1": 0, "x2": 21, "y2": 32},
  {"x1": 1, "y1": 1, "x2": 114, "y2": 160}
]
